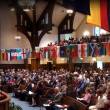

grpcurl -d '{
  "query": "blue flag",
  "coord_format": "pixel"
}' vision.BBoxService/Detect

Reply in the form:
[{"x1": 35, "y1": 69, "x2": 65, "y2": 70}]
[{"x1": 60, "y1": 46, "x2": 67, "y2": 58}]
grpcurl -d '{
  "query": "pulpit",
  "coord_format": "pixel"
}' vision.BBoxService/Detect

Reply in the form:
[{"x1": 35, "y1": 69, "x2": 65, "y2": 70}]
[{"x1": 0, "y1": 92, "x2": 10, "y2": 110}]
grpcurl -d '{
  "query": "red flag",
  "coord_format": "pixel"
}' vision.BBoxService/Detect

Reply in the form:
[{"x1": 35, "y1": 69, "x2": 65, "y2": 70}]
[
  {"x1": 70, "y1": 45, "x2": 78, "y2": 58},
  {"x1": 87, "y1": 0, "x2": 109, "y2": 31},
  {"x1": 35, "y1": 47, "x2": 40, "y2": 59},
  {"x1": 40, "y1": 48, "x2": 44, "y2": 59},
  {"x1": 50, "y1": 46, "x2": 57, "y2": 59},
  {"x1": 104, "y1": 42, "x2": 110, "y2": 56},
  {"x1": 81, "y1": 44, "x2": 87, "y2": 58},
  {"x1": 21, "y1": 49, "x2": 26, "y2": 59},
  {"x1": 11, "y1": 52, "x2": 17, "y2": 61},
  {"x1": 1, "y1": 49, "x2": 8, "y2": 61},
  {"x1": 4, "y1": 52, "x2": 8, "y2": 61}
]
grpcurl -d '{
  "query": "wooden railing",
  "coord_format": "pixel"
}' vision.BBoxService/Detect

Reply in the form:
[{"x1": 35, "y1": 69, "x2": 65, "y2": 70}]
[
  {"x1": 0, "y1": 92, "x2": 10, "y2": 110},
  {"x1": 61, "y1": 96, "x2": 87, "y2": 110}
]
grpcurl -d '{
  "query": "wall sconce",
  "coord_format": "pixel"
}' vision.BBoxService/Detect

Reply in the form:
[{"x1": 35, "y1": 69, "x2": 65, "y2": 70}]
[{"x1": 14, "y1": 35, "x2": 21, "y2": 41}]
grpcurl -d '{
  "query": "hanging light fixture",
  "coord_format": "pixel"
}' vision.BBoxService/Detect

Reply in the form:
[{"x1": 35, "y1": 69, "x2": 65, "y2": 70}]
[
  {"x1": 18, "y1": 0, "x2": 36, "y2": 12},
  {"x1": 14, "y1": 29, "x2": 21, "y2": 41},
  {"x1": 66, "y1": 9, "x2": 73, "y2": 14}
]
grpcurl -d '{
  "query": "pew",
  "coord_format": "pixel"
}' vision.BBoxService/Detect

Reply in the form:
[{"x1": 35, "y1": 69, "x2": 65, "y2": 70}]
[
  {"x1": 60, "y1": 96, "x2": 87, "y2": 110},
  {"x1": 0, "y1": 92, "x2": 10, "y2": 110}
]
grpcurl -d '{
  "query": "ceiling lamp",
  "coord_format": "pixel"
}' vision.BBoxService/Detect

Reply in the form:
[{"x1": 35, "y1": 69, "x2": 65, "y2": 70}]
[
  {"x1": 10, "y1": 8, "x2": 15, "y2": 11},
  {"x1": 18, "y1": 0, "x2": 36, "y2": 12},
  {"x1": 66, "y1": 9, "x2": 73, "y2": 14},
  {"x1": 23, "y1": 8, "x2": 30, "y2": 12},
  {"x1": 83, "y1": 30, "x2": 90, "y2": 37}
]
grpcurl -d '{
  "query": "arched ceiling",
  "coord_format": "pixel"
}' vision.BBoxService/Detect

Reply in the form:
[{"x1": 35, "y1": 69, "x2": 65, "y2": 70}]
[
  {"x1": 1, "y1": 0, "x2": 87, "y2": 48},
  {"x1": 23, "y1": 0, "x2": 85, "y2": 30}
]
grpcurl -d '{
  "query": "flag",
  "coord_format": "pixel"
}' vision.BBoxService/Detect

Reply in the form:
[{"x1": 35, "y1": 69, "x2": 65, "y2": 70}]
[
  {"x1": 11, "y1": 52, "x2": 17, "y2": 61},
  {"x1": 94, "y1": 43, "x2": 101, "y2": 57},
  {"x1": 17, "y1": 53, "x2": 22, "y2": 60},
  {"x1": 57, "y1": 46, "x2": 60, "y2": 58},
  {"x1": 5, "y1": 49, "x2": 11, "y2": 61},
  {"x1": 66, "y1": 45, "x2": 71, "y2": 57},
  {"x1": 35, "y1": 47, "x2": 40, "y2": 59},
  {"x1": 10, "y1": 49, "x2": 18, "y2": 60},
  {"x1": 0, "y1": 50, "x2": 2, "y2": 60},
  {"x1": 25, "y1": 49, "x2": 31, "y2": 59},
  {"x1": 16, "y1": 48, "x2": 22, "y2": 60},
  {"x1": 3, "y1": 50, "x2": 8, "y2": 61},
  {"x1": 78, "y1": 44, "x2": 81, "y2": 58},
  {"x1": 4, "y1": 49, "x2": 10, "y2": 61},
  {"x1": 66, "y1": 45, "x2": 71, "y2": 62},
  {"x1": 40, "y1": 48, "x2": 44, "y2": 60},
  {"x1": 44, "y1": 47, "x2": 49, "y2": 59},
  {"x1": 104, "y1": 42, "x2": 110, "y2": 56},
  {"x1": 1, "y1": 49, "x2": 7, "y2": 61},
  {"x1": 87, "y1": 43, "x2": 96, "y2": 57},
  {"x1": 22, "y1": 49, "x2": 26, "y2": 59},
  {"x1": 49, "y1": 46, "x2": 57, "y2": 60},
  {"x1": 81, "y1": 44, "x2": 87, "y2": 58},
  {"x1": 60, "y1": 46, "x2": 67, "y2": 58},
  {"x1": 63, "y1": 0, "x2": 90, "y2": 15},
  {"x1": 87, "y1": 0, "x2": 110, "y2": 31},
  {"x1": 0, "y1": 49, "x2": 4, "y2": 60},
  {"x1": 99, "y1": 43, "x2": 106, "y2": 56},
  {"x1": 70, "y1": 45, "x2": 78, "y2": 58}
]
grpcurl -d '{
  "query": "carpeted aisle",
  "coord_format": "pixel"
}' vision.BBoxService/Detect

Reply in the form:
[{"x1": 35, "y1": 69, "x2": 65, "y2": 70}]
[{"x1": 9, "y1": 94, "x2": 46, "y2": 110}]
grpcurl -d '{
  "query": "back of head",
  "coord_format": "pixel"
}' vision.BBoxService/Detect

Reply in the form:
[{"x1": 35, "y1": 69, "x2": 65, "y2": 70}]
[{"x1": 107, "y1": 89, "x2": 110, "y2": 100}]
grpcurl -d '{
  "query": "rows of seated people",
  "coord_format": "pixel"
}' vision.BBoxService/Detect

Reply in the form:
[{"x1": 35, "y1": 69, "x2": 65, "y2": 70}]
[
  {"x1": 0, "y1": 66, "x2": 110, "y2": 110},
  {"x1": 48, "y1": 35, "x2": 110, "y2": 46}
]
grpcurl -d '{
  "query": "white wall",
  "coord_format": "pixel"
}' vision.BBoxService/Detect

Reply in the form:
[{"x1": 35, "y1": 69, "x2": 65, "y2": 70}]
[
  {"x1": 39, "y1": 27, "x2": 58, "y2": 47},
  {"x1": 0, "y1": 5, "x2": 31, "y2": 49},
  {"x1": 0, "y1": 4, "x2": 31, "y2": 64},
  {"x1": 76, "y1": 18, "x2": 94, "y2": 38}
]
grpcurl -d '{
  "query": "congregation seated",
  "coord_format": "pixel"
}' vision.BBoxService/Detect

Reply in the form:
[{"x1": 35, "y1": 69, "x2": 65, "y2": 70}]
[
  {"x1": 14, "y1": 79, "x2": 27, "y2": 100},
  {"x1": 103, "y1": 89, "x2": 110, "y2": 110},
  {"x1": 89, "y1": 83, "x2": 110, "y2": 110},
  {"x1": 77, "y1": 87, "x2": 92, "y2": 105},
  {"x1": 47, "y1": 34, "x2": 110, "y2": 47},
  {"x1": 1, "y1": 65, "x2": 110, "y2": 110}
]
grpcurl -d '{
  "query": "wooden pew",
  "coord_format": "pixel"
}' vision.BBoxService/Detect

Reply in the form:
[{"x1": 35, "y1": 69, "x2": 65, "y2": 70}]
[
  {"x1": 0, "y1": 92, "x2": 10, "y2": 110},
  {"x1": 60, "y1": 96, "x2": 87, "y2": 110}
]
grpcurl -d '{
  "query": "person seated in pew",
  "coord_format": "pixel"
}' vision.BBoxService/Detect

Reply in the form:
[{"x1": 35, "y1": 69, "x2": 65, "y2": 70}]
[
  {"x1": 23, "y1": 80, "x2": 37, "y2": 102},
  {"x1": 77, "y1": 87, "x2": 92, "y2": 105},
  {"x1": 14, "y1": 79, "x2": 27, "y2": 99},
  {"x1": 30, "y1": 80, "x2": 48, "y2": 106},
  {"x1": 44, "y1": 87, "x2": 64, "y2": 110},
  {"x1": 103, "y1": 89, "x2": 110, "y2": 110},
  {"x1": 89, "y1": 88, "x2": 107, "y2": 110}
]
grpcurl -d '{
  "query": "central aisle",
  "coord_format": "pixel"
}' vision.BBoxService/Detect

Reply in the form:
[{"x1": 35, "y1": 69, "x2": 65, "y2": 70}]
[{"x1": 10, "y1": 94, "x2": 46, "y2": 110}]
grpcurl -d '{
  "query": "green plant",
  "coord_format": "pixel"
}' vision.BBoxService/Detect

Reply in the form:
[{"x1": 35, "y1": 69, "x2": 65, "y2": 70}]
[{"x1": 9, "y1": 102, "x2": 23, "y2": 110}]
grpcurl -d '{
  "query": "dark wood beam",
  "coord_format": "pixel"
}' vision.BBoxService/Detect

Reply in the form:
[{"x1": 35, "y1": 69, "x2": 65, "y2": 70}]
[
  {"x1": 15, "y1": 6, "x2": 33, "y2": 32},
  {"x1": 36, "y1": 0, "x2": 56, "y2": 31},
  {"x1": 12, "y1": 0, "x2": 56, "y2": 50},
  {"x1": 17, "y1": 26, "x2": 32, "y2": 47},
  {"x1": 58, "y1": 11, "x2": 76, "y2": 42},
  {"x1": 34, "y1": 0, "x2": 56, "y2": 46}
]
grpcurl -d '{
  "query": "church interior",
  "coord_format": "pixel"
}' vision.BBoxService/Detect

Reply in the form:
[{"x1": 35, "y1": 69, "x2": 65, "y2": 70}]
[{"x1": 0, "y1": 0, "x2": 110, "y2": 110}]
